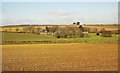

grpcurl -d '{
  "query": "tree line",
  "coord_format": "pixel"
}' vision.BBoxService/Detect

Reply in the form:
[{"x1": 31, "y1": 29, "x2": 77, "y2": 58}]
[
  {"x1": 5, "y1": 24, "x2": 120, "y2": 38},
  {"x1": 14, "y1": 25, "x2": 84, "y2": 38}
]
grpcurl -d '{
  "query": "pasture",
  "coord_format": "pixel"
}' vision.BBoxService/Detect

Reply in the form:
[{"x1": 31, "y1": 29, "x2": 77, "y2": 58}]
[
  {"x1": 2, "y1": 43, "x2": 118, "y2": 71},
  {"x1": 2, "y1": 32, "x2": 118, "y2": 44}
]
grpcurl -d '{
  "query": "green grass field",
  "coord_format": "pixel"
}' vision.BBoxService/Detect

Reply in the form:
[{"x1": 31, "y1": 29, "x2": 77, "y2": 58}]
[
  {"x1": 2, "y1": 32, "x2": 118, "y2": 44},
  {"x1": 2, "y1": 32, "x2": 56, "y2": 41}
]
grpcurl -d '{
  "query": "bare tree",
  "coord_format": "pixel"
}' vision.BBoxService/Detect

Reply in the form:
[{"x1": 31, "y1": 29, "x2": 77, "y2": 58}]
[{"x1": 48, "y1": 26, "x2": 58, "y2": 34}]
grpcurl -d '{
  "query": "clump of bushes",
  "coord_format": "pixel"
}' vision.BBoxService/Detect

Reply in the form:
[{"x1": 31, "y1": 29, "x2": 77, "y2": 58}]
[{"x1": 54, "y1": 26, "x2": 84, "y2": 38}]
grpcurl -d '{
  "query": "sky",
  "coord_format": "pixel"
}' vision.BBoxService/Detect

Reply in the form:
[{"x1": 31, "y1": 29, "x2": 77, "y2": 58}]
[
  {"x1": 1, "y1": 1, "x2": 119, "y2": 26},
  {"x1": 1, "y1": 0, "x2": 120, "y2": 2}
]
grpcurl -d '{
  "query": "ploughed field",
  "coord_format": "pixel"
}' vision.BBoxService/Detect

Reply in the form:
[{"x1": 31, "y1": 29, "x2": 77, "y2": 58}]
[{"x1": 2, "y1": 43, "x2": 118, "y2": 71}]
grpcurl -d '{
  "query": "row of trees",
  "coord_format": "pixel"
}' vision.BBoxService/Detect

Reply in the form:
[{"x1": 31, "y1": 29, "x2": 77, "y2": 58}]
[
  {"x1": 14, "y1": 26, "x2": 113, "y2": 37},
  {"x1": 19, "y1": 25, "x2": 84, "y2": 38},
  {"x1": 9, "y1": 24, "x2": 119, "y2": 38}
]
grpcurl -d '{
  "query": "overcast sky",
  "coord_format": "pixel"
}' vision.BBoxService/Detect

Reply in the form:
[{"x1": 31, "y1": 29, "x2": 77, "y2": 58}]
[{"x1": 1, "y1": 2, "x2": 118, "y2": 26}]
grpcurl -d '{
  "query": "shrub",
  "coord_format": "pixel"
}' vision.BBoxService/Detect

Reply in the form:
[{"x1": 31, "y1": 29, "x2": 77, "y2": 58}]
[
  {"x1": 96, "y1": 33, "x2": 100, "y2": 35},
  {"x1": 15, "y1": 28, "x2": 19, "y2": 32}
]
